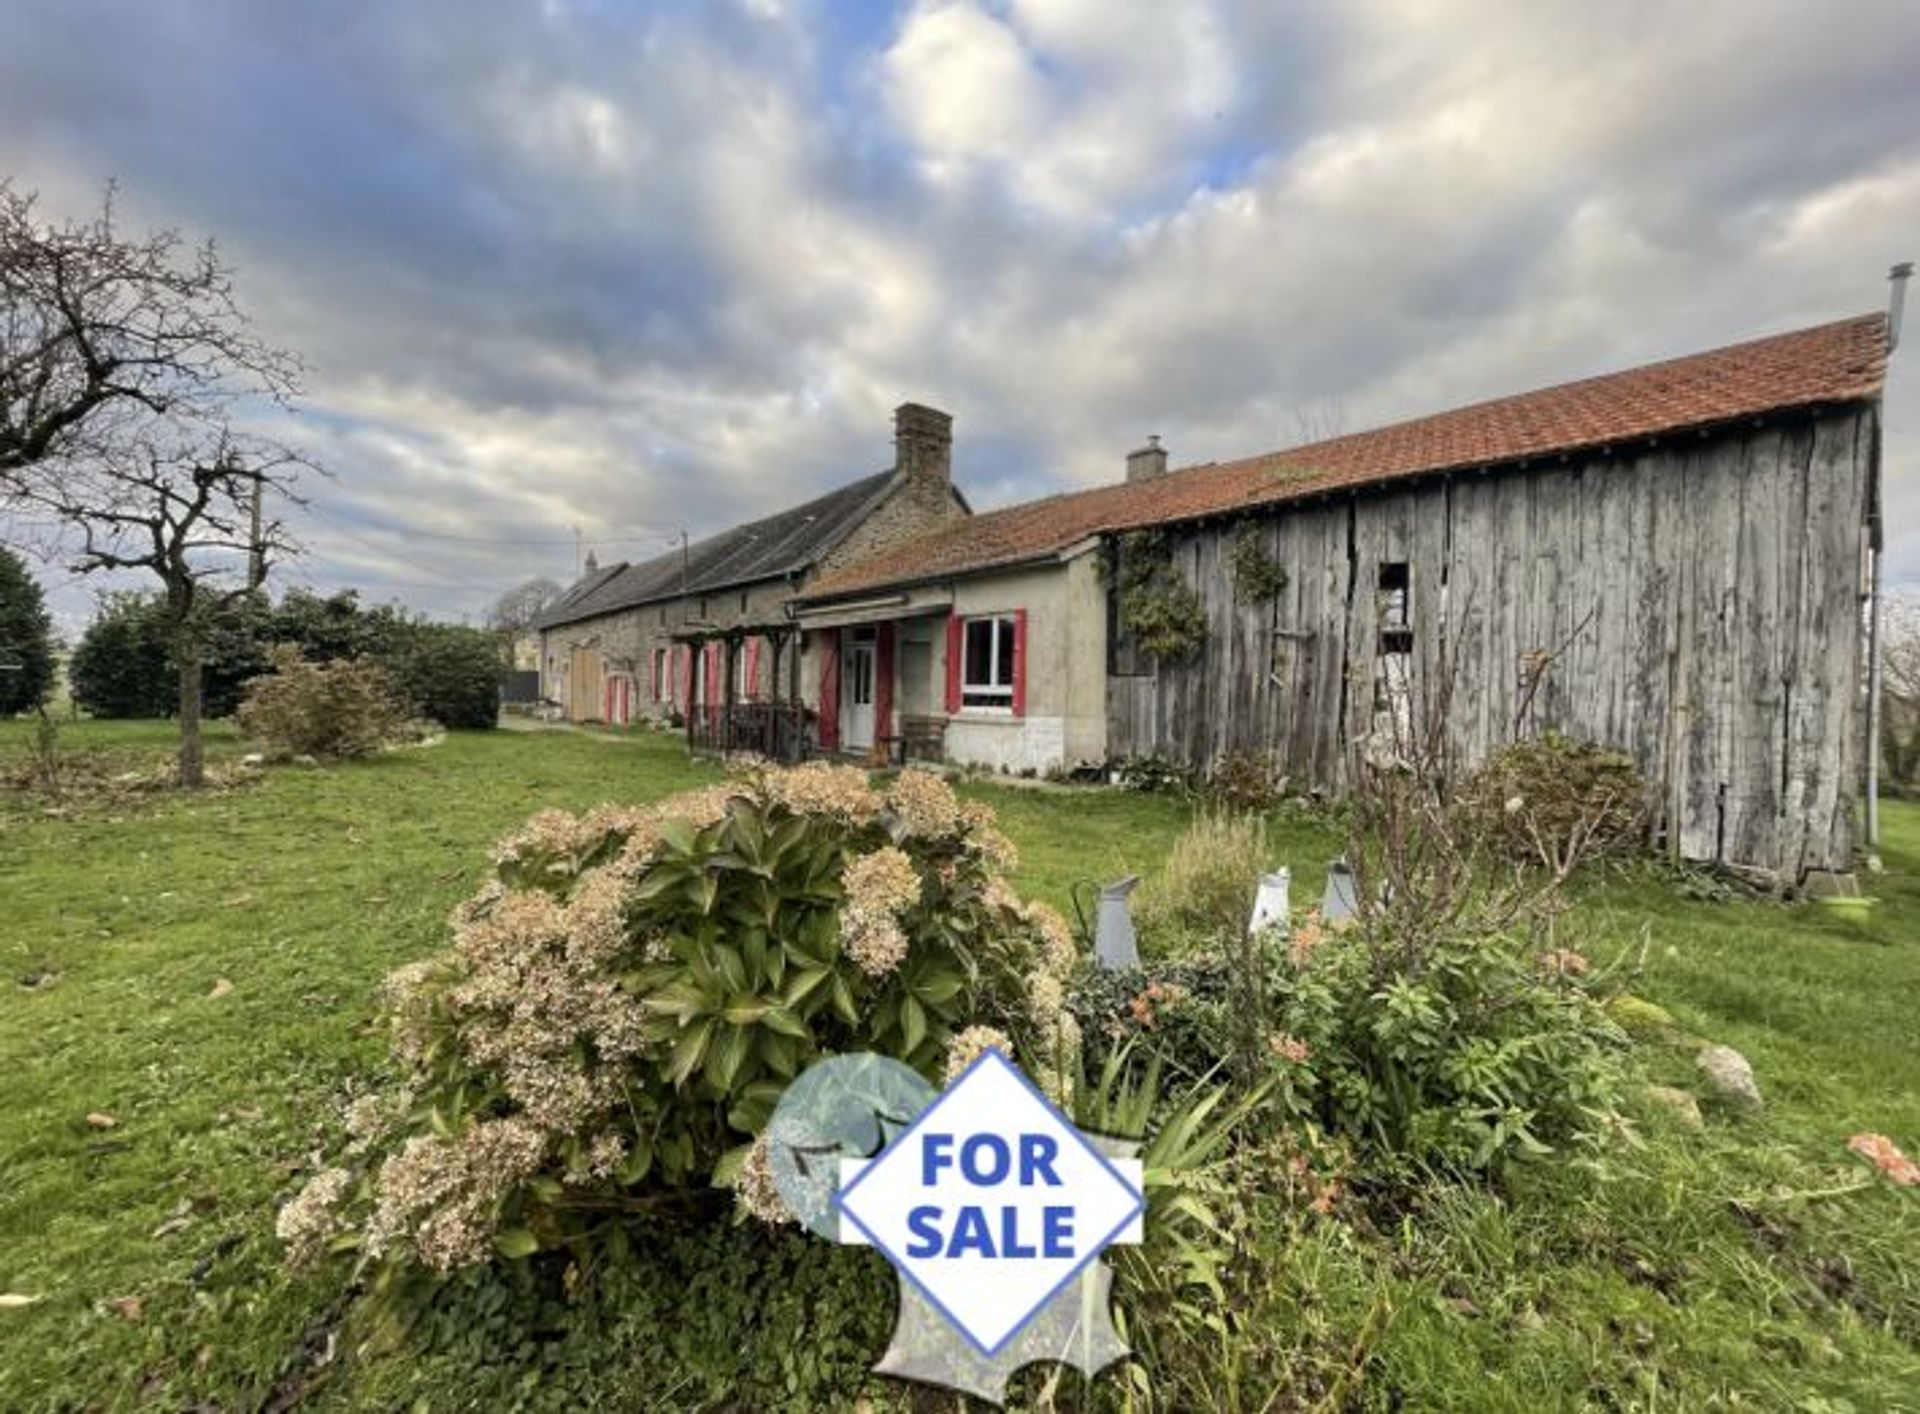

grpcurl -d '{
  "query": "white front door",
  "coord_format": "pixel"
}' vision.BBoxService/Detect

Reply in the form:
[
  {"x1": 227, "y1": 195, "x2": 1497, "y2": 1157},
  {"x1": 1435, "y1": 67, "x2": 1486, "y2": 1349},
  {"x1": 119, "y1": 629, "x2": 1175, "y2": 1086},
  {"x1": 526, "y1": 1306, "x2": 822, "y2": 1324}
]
[{"x1": 843, "y1": 630, "x2": 876, "y2": 751}]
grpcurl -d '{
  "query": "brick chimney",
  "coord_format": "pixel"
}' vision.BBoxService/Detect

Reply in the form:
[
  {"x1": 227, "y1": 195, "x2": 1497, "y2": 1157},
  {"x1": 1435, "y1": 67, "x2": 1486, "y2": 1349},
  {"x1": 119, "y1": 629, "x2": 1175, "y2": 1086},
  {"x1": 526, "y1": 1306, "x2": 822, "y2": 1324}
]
[
  {"x1": 894, "y1": 403, "x2": 952, "y2": 483},
  {"x1": 1126, "y1": 435, "x2": 1168, "y2": 482}
]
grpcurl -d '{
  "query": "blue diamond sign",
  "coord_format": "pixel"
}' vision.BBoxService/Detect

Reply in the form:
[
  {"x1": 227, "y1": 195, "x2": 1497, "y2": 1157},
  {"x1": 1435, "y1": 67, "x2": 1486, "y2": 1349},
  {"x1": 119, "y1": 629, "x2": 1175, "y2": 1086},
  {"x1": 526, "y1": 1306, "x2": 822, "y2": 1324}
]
[{"x1": 835, "y1": 1048, "x2": 1145, "y2": 1358}]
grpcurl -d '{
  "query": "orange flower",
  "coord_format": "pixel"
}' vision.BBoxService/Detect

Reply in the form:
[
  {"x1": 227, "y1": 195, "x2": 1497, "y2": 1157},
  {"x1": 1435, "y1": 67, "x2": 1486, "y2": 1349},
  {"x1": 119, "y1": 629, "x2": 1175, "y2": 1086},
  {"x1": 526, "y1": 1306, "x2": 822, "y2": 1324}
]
[
  {"x1": 1538, "y1": 949, "x2": 1590, "y2": 977},
  {"x1": 1847, "y1": 1132, "x2": 1920, "y2": 1186},
  {"x1": 1267, "y1": 1034, "x2": 1311, "y2": 1064},
  {"x1": 1289, "y1": 912, "x2": 1325, "y2": 967}
]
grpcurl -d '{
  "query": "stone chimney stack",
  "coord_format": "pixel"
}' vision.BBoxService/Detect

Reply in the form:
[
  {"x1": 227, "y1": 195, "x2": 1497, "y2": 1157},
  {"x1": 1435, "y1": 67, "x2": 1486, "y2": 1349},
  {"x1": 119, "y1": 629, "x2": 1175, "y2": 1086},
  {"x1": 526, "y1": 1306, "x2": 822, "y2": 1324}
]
[
  {"x1": 1126, "y1": 435, "x2": 1168, "y2": 483},
  {"x1": 894, "y1": 403, "x2": 953, "y2": 483}
]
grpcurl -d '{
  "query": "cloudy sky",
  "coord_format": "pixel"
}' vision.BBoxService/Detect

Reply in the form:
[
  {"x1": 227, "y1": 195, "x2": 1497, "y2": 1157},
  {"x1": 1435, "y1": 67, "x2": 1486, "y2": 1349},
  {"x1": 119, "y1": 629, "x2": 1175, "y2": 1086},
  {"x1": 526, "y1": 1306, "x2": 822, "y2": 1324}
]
[{"x1": 3, "y1": 0, "x2": 1917, "y2": 634}]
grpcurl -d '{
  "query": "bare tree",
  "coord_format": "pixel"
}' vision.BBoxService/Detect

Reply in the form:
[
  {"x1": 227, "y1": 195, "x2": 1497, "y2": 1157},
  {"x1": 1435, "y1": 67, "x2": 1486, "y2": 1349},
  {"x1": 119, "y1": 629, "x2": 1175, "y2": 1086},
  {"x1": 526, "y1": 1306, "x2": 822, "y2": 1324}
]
[
  {"x1": 487, "y1": 576, "x2": 562, "y2": 638},
  {"x1": 1883, "y1": 592, "x2": 1920, "y2": 789},
  {"x1": 11, "y1": 429, "x2": 306, "y2": 784},
  {"x1": 1, "y1": 180, "x2": 299, "y2": 481},
  {"x1": 2, "y1": 179, "x2": 309, "y2": 784}
]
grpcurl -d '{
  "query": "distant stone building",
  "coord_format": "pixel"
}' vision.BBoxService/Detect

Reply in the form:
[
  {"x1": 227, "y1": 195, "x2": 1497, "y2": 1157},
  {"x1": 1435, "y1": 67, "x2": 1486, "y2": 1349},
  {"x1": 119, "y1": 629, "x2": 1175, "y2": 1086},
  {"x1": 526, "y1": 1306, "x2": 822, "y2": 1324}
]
[{"x1": 534, "y1": 404, "x2": 967, "y2": 733}]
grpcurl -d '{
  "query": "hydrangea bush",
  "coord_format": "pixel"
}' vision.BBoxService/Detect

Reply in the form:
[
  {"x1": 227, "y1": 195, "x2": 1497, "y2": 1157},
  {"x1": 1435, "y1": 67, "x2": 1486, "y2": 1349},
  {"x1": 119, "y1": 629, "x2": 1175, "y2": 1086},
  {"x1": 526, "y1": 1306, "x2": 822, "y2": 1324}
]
[{"x1": 279, "y1": 765, "x2": 1080, "y2": 1276}]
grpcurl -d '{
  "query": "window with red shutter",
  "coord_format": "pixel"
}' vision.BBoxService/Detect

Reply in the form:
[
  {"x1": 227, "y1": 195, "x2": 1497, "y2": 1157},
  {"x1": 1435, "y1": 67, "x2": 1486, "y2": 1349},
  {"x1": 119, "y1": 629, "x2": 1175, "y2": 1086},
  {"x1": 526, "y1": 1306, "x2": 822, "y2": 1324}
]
[
  {"x1": 957, "y1": 614, "x2": 1020, "y2": 712},
  {"x1": 945, "y1": 614, "x2": 963, "y2": 714}
]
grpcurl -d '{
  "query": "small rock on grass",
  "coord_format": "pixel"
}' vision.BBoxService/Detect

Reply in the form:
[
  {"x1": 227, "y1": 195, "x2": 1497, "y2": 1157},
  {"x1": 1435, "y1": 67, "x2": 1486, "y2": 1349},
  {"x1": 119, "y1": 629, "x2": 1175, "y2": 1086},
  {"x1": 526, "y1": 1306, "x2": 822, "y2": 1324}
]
[
  {"x1": 1695, "y1": 1044, "x2": 1764, "y2": 1113},
  {"x1": 84, "y1": 1112, "x2": 117, "y2": 1130}
]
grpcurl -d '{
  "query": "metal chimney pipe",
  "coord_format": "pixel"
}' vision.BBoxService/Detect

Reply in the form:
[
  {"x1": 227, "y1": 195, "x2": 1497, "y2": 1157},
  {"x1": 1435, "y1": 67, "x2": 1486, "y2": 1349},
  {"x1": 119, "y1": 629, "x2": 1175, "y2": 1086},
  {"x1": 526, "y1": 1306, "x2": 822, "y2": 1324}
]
[{"x1": 1890, "y1": 262, "x2": 1913, "y2": 352}]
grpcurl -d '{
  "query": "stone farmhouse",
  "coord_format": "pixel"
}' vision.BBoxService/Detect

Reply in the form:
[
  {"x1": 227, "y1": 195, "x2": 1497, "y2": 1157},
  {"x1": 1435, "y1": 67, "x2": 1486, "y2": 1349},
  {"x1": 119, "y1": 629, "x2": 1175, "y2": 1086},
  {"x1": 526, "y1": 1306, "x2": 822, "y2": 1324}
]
[
  {"x1": 792, "y1": 312, "x2": 1894, "y2": 880},
  {"x1": 534, "y1": 403, "x2": 967, "y2": 745}
]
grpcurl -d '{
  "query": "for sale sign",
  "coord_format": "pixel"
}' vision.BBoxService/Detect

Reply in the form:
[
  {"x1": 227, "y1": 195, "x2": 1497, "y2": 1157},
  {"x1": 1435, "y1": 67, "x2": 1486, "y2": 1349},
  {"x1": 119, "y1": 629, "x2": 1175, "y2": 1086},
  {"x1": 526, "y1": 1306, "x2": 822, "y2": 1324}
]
[{"x1": 835, "y1": 1047, "x2": 1145, "y2": 1358}]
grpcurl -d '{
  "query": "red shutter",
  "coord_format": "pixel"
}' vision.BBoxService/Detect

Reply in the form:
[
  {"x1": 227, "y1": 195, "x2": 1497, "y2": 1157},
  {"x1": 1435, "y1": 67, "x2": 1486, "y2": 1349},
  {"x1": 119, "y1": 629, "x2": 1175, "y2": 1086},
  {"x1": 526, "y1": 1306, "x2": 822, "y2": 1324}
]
[
  {"x1": 945, "y1": 614, "x2": 963, "y2": 714},
  {"x1": 817, "y1": 632, "x2": 841, "y2": 752},
  {"x1": 874, "y1": 623, "x2": 895, "y2": 746},
  {"x1": 679, "y1": 645, "x2": 694, "y2": 710},
  {"x1": 1011, "y1": 609, "x2": 1028, "y2": 718},
  {"x1": 744, "y1": 636, "x2": 761, "y2": 701},
  {"x1": 644, "y1": 651, "x2": 654, "y2": 702}
]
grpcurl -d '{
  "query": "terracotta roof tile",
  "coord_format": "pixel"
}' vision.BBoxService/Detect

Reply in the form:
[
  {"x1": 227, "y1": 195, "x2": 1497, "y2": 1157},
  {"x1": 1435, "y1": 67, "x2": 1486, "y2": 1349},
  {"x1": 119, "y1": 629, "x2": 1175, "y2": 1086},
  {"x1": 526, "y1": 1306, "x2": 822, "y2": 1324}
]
[{"x1": 802, "y1": 313, "x2": 1887, "y2": 601}]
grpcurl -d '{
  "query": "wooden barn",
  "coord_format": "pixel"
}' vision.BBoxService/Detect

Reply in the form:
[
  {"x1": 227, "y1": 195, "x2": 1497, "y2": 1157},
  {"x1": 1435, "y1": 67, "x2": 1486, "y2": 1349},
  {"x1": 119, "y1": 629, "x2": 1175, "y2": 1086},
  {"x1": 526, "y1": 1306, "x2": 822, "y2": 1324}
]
[{"x1": 796, "y1": 312, "x2": 1895, "y2": 880}]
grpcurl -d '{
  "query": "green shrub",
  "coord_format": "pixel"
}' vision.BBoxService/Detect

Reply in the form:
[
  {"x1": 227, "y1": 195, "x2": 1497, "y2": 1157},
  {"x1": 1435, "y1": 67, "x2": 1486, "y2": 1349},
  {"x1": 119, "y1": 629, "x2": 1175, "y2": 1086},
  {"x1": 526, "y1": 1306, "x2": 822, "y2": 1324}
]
[
  {"x1": 68, "y1": 594, "x2": 174, "y2": 718},
  {"x1": 1074, "y1": 911, "x2": 1625, "y2": 1180},
  {"x1": 0, "y1": 546, "x2": 55, "y2": 715},
  {"x1": 277, "y1": 767, "x2": 1080, "y2": 1280},
  {"x1": 1209, "y1": 749, "x2": 1284, "y2": 812},
  {"x1": 1121, "y1": 578, "x2": 1208, "y2": 663},
  {"x1": 66, "y1": 591, "x2": 267, "y2": 718},
  {"x1": 1068, "y1": 954, "x2": 1254, "y2": 1084},
  {"x1": 1261, "y1": 911, "x2": 1625, "y2": 1178},
  {"x1": 235, "y1": 646, "x2": 410, "y2": 760},
  {"x1": 1113, "y1": 753, "x2": 1195, "y2": 795},
  {"x1": 384, "y1": 622, "x2": 501, "y2": 730},
  {"x1": 1461, "y1": 732, "x2": 1646, "y2": 871}
]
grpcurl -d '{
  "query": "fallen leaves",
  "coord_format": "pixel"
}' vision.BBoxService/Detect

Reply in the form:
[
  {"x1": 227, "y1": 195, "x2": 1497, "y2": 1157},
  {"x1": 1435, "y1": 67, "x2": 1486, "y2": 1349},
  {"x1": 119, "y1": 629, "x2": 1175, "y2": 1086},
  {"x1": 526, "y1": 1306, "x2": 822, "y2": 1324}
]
[
  {"x1": 106, "y1": 1296, "x2": 143, "y2": 1323},
  {"x1": 0, "y1": 1293, "x2": 42, "y2": 1309},
  {"x1": 84, "y1": 1112, "x2": 117, "y2": 1131},
  {"x1": 1848, "y1": 1132, "x2": 1920, "y2": 1186},
  {"x1": 208, "y1": 977, "x2": 234, "y2": 999}
]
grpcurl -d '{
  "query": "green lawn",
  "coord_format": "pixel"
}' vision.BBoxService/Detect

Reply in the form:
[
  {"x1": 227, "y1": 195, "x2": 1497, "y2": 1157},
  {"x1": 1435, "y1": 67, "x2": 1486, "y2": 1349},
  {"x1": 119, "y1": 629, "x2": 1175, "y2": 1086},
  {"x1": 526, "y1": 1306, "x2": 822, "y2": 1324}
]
[{"x1": 0, "y1": 721, "x2": 1915, "y2": 1410}]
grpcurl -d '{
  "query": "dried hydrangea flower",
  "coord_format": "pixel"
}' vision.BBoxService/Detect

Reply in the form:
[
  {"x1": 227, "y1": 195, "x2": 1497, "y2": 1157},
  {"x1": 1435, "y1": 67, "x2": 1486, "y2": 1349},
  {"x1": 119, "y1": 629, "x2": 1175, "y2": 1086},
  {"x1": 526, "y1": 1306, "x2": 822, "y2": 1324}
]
[
  {"x1": 1025, "y1": 970, "x2": 1066, "y2": 1022},
  {"x1": 943, "y1": 1024, "x2": 1013, "y2": 1084},
  {"x1": 652, "y1": 783, "x2": 746, "y2": 830},
  {"x1": 736, "y1": 1131, "x2": 793, "y2": 1226},
  {"x1": 962, "y1": 807, "x2": 1020, "y2": 872},
  {"x1": 1023, "y1": 901, "x2": 1078, "y2": 978},
  {"x1": 276, "y1": 1167, "x2": 352, "y2": 1268},
  {"x1": 760, "y1": 761, "x2": 881, "y2": 824},
  {"x1": 366, "y1": 1118, "x2": 548, "y2": 1271},
  {"x1": 839, "y1": 846, "x2": 922, "y2": 978},
  {"x1": 886, "y1": 770, "x2": 962, "y2": 839},
  {"x1": 563, "y1": 865, "x2": 633, "y2": 965}
]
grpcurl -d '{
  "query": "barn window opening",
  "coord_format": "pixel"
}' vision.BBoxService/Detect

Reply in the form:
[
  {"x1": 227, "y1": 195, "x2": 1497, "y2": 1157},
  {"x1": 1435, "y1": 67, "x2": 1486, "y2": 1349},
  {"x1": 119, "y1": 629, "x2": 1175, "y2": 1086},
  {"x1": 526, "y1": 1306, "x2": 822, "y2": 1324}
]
[
  {"x1": 961, "y1": 615, "x2": 1018, "y2": 710},
  {"x1": 1377, "y1": 561, "x2": 1412, "y2": 652},
  {"x1": 1374, "y1": 562, "x2": 1413, "y2": 744}
]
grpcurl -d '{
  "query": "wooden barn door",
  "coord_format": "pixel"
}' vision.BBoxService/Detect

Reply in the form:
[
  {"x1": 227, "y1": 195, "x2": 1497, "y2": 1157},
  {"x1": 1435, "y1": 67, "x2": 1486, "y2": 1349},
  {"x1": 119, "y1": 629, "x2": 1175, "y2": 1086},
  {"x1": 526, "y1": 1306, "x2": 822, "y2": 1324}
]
[{"x1": 568, "y1": 647, "x2": 604, "y2": 722}]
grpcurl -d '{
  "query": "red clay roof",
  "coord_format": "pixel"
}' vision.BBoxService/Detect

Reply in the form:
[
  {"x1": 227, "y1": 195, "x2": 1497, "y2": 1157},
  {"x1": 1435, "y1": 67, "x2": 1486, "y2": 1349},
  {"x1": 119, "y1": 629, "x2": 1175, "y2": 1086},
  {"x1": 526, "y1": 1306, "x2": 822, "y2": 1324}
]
[{"x1": 801, "y1": 313, "x2": 1888, "y2": 601}]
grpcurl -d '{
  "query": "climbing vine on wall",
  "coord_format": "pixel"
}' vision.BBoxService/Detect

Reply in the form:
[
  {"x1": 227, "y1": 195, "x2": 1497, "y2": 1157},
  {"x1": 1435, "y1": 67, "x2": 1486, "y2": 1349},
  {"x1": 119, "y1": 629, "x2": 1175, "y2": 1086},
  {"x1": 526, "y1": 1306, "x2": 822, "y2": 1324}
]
[
  {"x1": 1230, "y1": 524, "x2": 1289, "y2": 605},
  {"x1": 1112, "y1": 530, "x2": 1208, "y2": 663}
]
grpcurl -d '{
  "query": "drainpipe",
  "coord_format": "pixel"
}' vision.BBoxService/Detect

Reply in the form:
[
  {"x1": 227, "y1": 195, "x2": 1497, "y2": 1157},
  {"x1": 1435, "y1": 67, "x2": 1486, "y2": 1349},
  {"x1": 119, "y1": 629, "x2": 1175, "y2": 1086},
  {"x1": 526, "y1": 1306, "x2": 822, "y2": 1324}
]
[
  {"x1": 1867, "y1": 538, "x2": 1882, "y2": 855},
  {"x1": 1866, "y1": 263, "x2": 1910, "y2": 855}
]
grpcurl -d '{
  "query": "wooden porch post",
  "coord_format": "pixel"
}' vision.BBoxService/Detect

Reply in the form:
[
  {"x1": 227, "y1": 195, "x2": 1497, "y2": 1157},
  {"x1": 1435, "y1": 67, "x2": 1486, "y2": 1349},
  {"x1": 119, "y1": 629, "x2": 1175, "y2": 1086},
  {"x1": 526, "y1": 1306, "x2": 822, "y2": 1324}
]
[{"x1": 723, "y1": 635, "x2": 737, "y2": 753}]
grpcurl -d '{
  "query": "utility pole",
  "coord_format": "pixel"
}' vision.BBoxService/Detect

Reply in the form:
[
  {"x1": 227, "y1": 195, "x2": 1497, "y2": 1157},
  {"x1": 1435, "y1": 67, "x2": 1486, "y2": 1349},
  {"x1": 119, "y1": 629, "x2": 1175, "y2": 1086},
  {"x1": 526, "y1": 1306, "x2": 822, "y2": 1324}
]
[
  {"x1": 678, "y1": 529, "x2": 690, "y2": 622},
  {"x1": 246, "y1": 464, "x2": 265, "y2": 591}
]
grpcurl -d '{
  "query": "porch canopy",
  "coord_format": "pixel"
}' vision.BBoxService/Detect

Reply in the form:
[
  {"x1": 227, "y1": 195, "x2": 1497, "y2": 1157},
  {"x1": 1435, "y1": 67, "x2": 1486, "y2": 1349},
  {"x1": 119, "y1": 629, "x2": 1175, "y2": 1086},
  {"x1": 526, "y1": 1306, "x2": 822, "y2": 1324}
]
[
  {"x1": 784, "y1": 588, "x2": 952, "y2": 631},
  {"x1": 670, "y1": 616, "x2": 809, "y2": 760}
]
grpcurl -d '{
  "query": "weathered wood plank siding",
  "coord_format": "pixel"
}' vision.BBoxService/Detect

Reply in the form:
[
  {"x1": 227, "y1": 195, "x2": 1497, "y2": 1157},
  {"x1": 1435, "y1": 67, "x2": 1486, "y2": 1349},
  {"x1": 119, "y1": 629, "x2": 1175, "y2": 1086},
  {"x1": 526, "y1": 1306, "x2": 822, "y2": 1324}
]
[{"x1": 1106, "y1": 406, "x2": 1876, "y2": 877}]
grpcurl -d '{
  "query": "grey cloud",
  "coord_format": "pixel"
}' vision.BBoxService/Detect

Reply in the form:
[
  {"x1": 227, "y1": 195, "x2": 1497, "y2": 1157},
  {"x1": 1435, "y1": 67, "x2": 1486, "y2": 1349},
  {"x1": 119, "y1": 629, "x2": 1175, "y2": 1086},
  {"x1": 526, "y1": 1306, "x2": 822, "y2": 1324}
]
[{"x1": 3, "y1": 0, "x2": 1917, "y2": 632}]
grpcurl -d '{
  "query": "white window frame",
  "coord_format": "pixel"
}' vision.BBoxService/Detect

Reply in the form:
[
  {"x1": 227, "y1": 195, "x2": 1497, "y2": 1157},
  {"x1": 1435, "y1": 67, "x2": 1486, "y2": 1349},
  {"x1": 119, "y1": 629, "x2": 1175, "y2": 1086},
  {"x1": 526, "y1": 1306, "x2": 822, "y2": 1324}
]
[{"x1": 961, "y1": 614, "x2": 1017, "y2": 713}]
